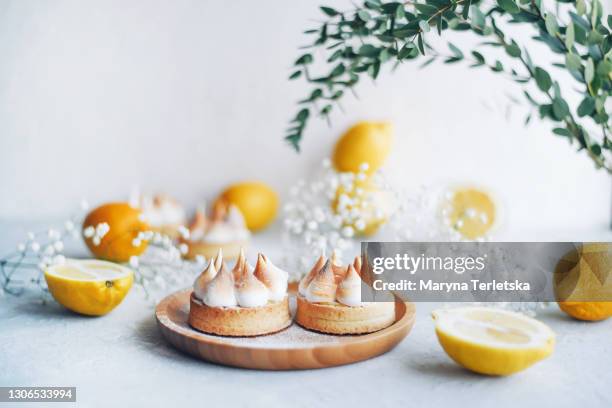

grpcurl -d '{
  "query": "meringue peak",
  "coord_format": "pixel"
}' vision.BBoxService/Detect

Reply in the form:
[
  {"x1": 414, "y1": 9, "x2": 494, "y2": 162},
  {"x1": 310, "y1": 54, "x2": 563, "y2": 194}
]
[
  {"x1": 201, "y1": 263, "x2": 237, "y2": 307},
  {"x1": 305, "y1": 259, "x2": 337, "y2": 303},
  {"x1": 214, "y1": 248, "x2": 223, "y2": 271},
  {"x1": 256, "y1": 254, "x2": 289, "y2": 302},
  {"x1": 336, "y1": 264, "x2": 362, "y2": 307},
  {"x1": 193, "y1": 258, "x2": 218, "y2": 301},
  {"x1": 298, "y1": 255, "x2": 326, "y2": 297},
  {"x1": 235, "y1": 260, "x2": 269, "y2": 307}
]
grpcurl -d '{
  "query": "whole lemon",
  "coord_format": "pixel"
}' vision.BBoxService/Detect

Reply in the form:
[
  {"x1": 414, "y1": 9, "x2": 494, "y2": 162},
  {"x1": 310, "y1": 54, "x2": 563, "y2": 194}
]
[
  {"x1": 83, "y1": 202, "x2": 149, "y2": 262},
  {"x1": 215, "y1": 182, "x2": 279, "y2": 231},
  {"x1": 332, "y1": 121, "x2": 393, "y2": 174},
  {"x1": 332, "y1": 177, "x2": 394, "y2": 237},
  {"x1": 554, "y1": 243, "x2": 612, "y2": 321}
]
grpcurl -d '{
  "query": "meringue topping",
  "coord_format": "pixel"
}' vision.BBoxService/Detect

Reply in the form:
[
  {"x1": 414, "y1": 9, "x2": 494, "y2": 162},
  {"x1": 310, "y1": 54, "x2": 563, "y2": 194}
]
[
  {"x1": 353, "y1": 255, "x2": 362, "y2": 275},
  {"x1": 336, "y1": 264, "x2": 362, "y2": 306},
  {"x1": 192, "y1": 250, "x2": 288, "y2": 308},
  {"x1": 235, "y1": 262, "x2": 269, "y2": 307},
  {"x1": 200, "y1": 263, "x2": 237, "y2": 307},
  {"x1": 214, "y1": 248, "x2": 223, "y2": 271},
  {"x1": 187, "y1": 202, "x2": 250, "y2": 244},
  {"x1": 135, "y1": 193, "x2": 186, "y2": 227},
  {"x1": 193, "y1": 258, "x2": 218, "y2": 300},
  {"x1": 255, "y1": 254, "x2": 289, "y2": 301},
  {"x1": 305, "y1": 260, "x2": 337, "y2": 303},
  {"x1": 232, "y1": 248, "x2": 247, "y2": 282},
  {"x1": 298, "y1": 255, "x2": 326, "y2": 297},
  {"x1": 331, "y1": 250, "x2": 348, "y2": 284}
]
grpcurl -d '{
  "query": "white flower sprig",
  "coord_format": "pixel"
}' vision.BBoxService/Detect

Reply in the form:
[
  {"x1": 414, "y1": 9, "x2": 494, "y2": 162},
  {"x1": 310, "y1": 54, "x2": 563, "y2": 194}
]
[{"x1": 0, "y1": 199, "x2": 201, "y2": 304}]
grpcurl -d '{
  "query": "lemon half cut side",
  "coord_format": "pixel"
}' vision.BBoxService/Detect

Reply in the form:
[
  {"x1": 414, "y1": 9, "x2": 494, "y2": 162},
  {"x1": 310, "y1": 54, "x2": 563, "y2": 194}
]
[
  {"x1": 44, "y1": 259, "x2": 134, "y2": 316},
  {"x1": 432, "y1": 307, "x2": 555, "y2": 376}
]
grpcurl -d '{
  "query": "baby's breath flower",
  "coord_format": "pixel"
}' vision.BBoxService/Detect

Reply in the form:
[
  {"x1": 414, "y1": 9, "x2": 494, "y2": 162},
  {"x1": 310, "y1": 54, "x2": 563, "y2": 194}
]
[
  {"x1": 17, "y1": 243, "x2": 26, "y2": 253},
  {"x1": 92, "y1": 236, "x2": 101, "y2": 246},
  {"x1": 64, "y1": 220, "x2": 75, "y2": 231},
  {"x1": 53, "y1": 241, "x2": 64, "y2": 252},
  {"x1": 129, "y1": 256, "x2": 139, "y2": 268},
  {"x1": 83, "y1": 226, "x2": 95, "y2": 238},
  {"x1": 30, "y1": 242, "x2": 41, "y2": 253},
  {"x1": 80, "y1": 199, "x2": 90, "y2": 211},
  {"x1": 178, "y1": 243, "x2": 188, "y2": 255}
]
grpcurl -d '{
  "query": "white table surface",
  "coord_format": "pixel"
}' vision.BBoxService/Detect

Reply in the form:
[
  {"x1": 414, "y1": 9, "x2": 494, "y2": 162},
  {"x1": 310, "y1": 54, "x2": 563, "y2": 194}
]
[{"x1": 1, "y1": 220, "x2": 611, "y2": 408}]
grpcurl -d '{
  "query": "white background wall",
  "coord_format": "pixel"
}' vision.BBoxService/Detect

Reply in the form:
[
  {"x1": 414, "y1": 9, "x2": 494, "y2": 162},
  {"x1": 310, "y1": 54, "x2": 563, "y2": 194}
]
[{"x1": 0, "y1": 0, "x2": 609, "y2": 234}]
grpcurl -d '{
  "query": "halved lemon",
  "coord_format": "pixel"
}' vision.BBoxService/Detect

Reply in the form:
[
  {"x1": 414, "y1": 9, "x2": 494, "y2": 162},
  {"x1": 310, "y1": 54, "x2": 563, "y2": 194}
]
[
  {"x1": 432, "y1": 307, "x2": 555, "y2": 376},
  {"x1": 45, "y1": 259, "x2": 134, "y2": 316},
  {"x1": 443, "y1": 187, "x2": 496, "y2": 240}
]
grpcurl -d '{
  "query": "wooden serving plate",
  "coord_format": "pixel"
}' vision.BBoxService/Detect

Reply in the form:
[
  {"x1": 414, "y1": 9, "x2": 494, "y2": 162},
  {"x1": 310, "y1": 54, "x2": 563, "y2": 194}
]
[{"x1": 156, "y1": 289, "x2": 415, "y2": 370}]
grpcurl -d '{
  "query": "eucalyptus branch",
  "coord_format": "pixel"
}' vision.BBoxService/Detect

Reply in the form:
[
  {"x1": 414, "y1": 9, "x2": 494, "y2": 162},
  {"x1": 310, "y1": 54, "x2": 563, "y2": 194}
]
[{"x1": 286, "y1": 0, "x2": 612, "y2": 173}]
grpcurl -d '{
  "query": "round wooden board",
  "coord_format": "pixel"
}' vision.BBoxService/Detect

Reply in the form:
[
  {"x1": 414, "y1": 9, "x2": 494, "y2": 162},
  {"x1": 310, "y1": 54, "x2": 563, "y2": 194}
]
[{"x1": 156, "y1": 289, "x2": 416, "y2": 370}]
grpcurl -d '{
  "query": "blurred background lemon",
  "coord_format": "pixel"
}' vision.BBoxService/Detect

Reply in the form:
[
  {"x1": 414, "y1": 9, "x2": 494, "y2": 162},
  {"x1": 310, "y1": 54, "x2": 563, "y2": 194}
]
[{"x1": 214, "y1": 181, "x2": 278, "y2": 231}]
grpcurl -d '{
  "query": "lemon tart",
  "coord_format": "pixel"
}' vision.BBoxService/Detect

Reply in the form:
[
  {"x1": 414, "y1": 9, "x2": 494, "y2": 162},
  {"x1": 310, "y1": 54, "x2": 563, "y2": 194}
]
[
  {"x1": 183, "y1": 201, "x2": 250, "y2": 260},
  {"x1": 296, "y1": 255, "x2": 395, "y2": 335},
  {"x1": 189, "y1": 249, "x2": 291, "y2": 336}
]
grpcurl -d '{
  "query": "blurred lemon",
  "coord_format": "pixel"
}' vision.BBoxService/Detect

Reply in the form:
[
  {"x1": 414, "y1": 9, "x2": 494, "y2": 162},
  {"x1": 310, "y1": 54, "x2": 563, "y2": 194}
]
[
  {"x1": 332, "y1": 121, "x2": 393, "y2": 174},
  {"x1": 554, "y1": 243, "x2": 612, "y2": 321},
  {"x1": 444, "y1": 187, "x2": 496, "y2": 240},
  {"x1": 432, "y1": 307, "x2": 555, "y2": 376},
  {"x1": 332, "y1": 177, "x2": 394, "y2": 237},
  {"x1": 215, "y1": 181, "x2": 279, "y2": 231},
  {"x1": 45, "y1": 259, "x2": 133, "y2": 316},
  {"x1": 83, "y1": 202, "x2": 149, "y2": 262}
]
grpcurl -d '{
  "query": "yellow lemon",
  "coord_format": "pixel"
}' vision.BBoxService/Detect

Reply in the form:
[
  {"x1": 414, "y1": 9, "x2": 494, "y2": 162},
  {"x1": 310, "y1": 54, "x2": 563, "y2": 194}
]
[
  {"x1": 432, "y1": 307, "x2": 555, "y2": 376},
  {"x1": 215, "y1": 181, "x2": 279, "y2": 231},
  {"x1": 332, "y1": 177, "x2": 394, "y2": 237},
  {"x1": 45, "y1": 259, "x2": 134, "y2": 316},
  {"x1": 83, "y1": 202, "x2": 149, "y2": 262},
  {"x1": 554, "y1": 243, "x2": 612, "y2": 321},
  {"x1": 444, "y1": 187, "x2": 496, "y2": 240},
  {"x1": 332, "y1": 121, "x2": 393, "y2": 174}
]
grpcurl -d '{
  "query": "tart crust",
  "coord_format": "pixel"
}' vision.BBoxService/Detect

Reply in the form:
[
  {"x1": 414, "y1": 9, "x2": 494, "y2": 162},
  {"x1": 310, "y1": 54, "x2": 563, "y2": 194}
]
[
  {"x1": 295, "y1": 294, "x2": 396, "y2": 335},
  {"x1": 185, "y1": 240, "x2": 248, "y2": 260},
  {"x1": 189, "y1": 293, "x2": 291, "y2": 336}
]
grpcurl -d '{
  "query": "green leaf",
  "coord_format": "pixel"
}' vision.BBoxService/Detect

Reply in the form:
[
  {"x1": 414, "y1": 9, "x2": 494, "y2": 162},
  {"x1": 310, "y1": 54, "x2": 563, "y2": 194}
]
[
  {"x1": 462, "y1": 0, "x2": 471, "y2": 20},
  {"x1": 330, "y1": 63, "x2": 346, "y2": 77},
  {"x1": 497, "y1": 0, "x2": 520, "y2": 14},
  {"x1": 505, "y1": 42, "x2": 521, "y2": 57},
  {"x1": 553, "y1": 127, "x2": 572, "y2": 137},
  {"x1": 448, "y1": 42, "x2": 463, "y2": 58},
  {"x1": 585, "y1": 58, "x2": 595, "y2": 83},
  {"x1": 576, "y1": 0, "x2": 586, "y2": 16},
  {"x1": 608, "y1": 15, "x2": 612, "y2": 29},
  {"x1": 358, "y1": 44, "x2": 380, "y2": 57},
  {"x1": 534, "y1": 67, "x2": 552, "y2": 91},
  {"x1": 419, "y1": 20, "x2": 431, "y2": 33},
  {"x1": 295, "y1": 54, "x2": 313, "y2": 65},
  {"x1": 320, "y1": 6, "x2": 339, "y2": 17},
  {"x1": 565, "y1": 23, "x2": 575, "y2": 49},
  {"x1": 577, "y1": 96, "x2": 595, "y2": 116},
  {"x1": 357, "y1": 10, "x2": 371, "y2": 21},
  {"x1": 565, "y1": 53, "x2": 582, "y2": 72},
  {"x1": 552, "y1": 98, "x2": 570, "y2": 119},
  {"x1": 289, "y1": 70, "x2": 302, "y2": 80},
  {"x1": 414, "y1": 4, "x2": 438, "y2": 16},
  {"x1": 417, "y1": 33, "x2": 425, "y2": 55},
  {"x1": 471, "y1": 6, "x2": 486, "y2": 30},
  {"x1": 545, "y1": 13, "x2": 558, "y2": 36}
]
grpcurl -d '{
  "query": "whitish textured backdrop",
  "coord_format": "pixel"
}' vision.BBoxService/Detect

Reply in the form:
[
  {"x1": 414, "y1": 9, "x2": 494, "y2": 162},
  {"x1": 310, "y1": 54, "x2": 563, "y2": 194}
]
[{"x1": 0, "y1": 0, "x2": 609, "y2": 235}]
